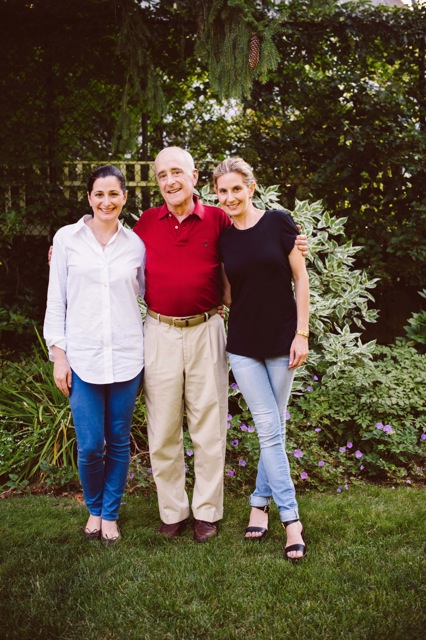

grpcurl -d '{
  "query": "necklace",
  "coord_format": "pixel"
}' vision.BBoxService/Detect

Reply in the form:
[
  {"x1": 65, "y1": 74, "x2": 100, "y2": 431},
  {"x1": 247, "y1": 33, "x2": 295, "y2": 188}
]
[{"x1": 88, "y1": 219, "x2": 116, "y2": 248}]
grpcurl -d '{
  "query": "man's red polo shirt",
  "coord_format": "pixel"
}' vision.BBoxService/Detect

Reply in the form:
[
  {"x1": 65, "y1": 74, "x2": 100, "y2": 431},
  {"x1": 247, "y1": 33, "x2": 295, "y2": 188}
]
[{"x1": 133, "y1": 196, "x2": 231, "y2": 317}]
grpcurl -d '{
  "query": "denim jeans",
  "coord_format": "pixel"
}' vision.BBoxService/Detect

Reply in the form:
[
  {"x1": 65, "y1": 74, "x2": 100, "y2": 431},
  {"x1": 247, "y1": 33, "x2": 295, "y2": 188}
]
[
  {"x1": 228, "y1": 353, "x2": 298, "y2": 522},
  {"x1": 69, "y1": 369, "x2": 143, "y2": 521}
]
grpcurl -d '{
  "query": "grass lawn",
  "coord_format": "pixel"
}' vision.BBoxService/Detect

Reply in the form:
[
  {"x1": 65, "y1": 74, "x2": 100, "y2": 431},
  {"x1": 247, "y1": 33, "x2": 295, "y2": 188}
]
[{"x1": 0, "y1": 485, "x2": 425, "y2": 640}]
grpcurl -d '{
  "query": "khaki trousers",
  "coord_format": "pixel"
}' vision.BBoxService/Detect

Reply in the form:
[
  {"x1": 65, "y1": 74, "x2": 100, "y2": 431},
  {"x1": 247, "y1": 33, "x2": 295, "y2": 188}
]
[{"x1": 143, "y1": 313, "x2": 228, "y2": 524}]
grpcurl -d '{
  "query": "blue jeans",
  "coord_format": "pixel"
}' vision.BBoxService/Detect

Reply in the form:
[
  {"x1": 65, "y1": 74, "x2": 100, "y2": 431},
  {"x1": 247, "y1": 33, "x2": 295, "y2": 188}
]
[
  {"x1": 69, "y1": 369, "x2": 143, "y2": 521},
  {"x1": 228, "y1": 353, "x2": 298, "y2": 522}
]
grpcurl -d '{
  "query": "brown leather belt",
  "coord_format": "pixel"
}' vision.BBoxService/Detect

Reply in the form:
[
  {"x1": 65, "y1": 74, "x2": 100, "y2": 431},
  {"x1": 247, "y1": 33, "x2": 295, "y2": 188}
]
[{"x1": 147, "y1": 307, "x2": 218, "y2": 328}]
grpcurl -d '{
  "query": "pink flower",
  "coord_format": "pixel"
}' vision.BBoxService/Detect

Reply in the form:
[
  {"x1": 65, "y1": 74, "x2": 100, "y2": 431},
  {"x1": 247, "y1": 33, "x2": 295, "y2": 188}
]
[
  {"x1": 300, "y1": 472, "x2": 308, "y2": 480},
  {"x1": 227, "y1": 470, "x2": 235, "y2": 476},
  {"x1": 339, "y1": 446, "x2": 346, "y2": 453},
  {"x1": 293, "y1": 449, "x2": 304, "y2": 458},
  {"x1": 346, "y1": 441, "x2": 353, "y2": 449},
  {"x1": 318, "y1": 460, "x2": 325, "y2": 467},
  {"x1": 355, "y1": 450, "x2": 363, "y2": 459},
  {"x1": 375, "y1": 422, "x2": 384, "y2": 430}
]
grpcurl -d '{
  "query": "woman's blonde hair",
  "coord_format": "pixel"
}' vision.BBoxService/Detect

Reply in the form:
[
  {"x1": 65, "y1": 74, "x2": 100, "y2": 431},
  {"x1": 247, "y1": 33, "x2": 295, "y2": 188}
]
[{"x1": 212, "y1": 157, "x2": 256, "y2": 189}]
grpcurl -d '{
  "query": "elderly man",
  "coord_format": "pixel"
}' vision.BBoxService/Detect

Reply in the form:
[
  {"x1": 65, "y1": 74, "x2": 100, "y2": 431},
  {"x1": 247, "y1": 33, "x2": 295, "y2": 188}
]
[{"x1": 133, "y1": 147, "x2": 307, "y2": 542}]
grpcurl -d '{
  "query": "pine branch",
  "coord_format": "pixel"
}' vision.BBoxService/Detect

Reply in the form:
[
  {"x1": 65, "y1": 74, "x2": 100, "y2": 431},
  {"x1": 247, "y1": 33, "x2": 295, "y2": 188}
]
[{"x1": 195, "y1": 0, "x2": 279, "y2": 100}]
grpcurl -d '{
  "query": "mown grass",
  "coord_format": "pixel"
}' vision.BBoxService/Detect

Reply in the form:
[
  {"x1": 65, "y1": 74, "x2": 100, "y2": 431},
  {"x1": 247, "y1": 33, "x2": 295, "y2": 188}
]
[{"x1": 1, "y1": 486, "x2": 425, "y2": 640}]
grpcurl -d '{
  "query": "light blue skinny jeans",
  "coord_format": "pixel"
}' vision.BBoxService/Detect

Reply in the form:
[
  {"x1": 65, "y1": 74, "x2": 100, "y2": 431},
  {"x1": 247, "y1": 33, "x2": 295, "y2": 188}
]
[
  {"x1": 69, "y1": 369, "x2": 143, "y2": 521},
  {"x1": 228, "y1": 353, "x2": 299, "y2": 522}
]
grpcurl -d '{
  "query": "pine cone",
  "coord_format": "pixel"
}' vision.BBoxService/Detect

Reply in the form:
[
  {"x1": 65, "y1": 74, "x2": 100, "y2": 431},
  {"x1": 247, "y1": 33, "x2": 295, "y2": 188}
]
[{"x1": 249, "y1": 33, "x2": 260, "y2": 70}]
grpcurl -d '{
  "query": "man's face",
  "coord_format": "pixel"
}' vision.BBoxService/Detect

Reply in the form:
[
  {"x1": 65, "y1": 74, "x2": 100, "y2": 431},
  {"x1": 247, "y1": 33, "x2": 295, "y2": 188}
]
[{"x1": 155, "y1": 149, "x2": 198, "y2": 213}]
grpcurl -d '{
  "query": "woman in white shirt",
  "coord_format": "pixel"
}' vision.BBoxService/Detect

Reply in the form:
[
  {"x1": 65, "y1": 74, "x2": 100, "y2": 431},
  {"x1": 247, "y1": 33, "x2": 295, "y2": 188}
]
[{"x1": 44, "y1": 165, "x2": 145, "y2": 544}]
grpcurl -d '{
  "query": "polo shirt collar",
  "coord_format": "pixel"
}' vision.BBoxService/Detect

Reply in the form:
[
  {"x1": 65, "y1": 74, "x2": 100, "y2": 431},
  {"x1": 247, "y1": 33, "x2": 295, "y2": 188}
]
[{"x1": 158, "y1": 195, "x2": 205, "y2": 220}]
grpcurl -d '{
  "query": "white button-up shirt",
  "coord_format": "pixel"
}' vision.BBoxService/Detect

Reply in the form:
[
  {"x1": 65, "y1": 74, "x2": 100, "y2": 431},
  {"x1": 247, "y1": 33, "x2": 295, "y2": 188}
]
[{"x1": 44, "y1": 215, "x2": 146, "y2": 384}]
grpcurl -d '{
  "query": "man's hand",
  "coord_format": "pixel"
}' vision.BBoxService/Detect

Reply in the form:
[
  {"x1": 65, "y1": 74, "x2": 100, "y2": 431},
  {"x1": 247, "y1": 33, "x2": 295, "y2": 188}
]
[{"x1": 295, "y1": 225, "x2": 308, "y2": 257}]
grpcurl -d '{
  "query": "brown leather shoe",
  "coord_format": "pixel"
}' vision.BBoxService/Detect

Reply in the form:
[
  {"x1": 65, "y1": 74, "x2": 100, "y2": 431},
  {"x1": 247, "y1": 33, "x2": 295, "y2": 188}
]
[
  {"x1": 193, "y1": 519, "x2": 218, "y2": 543},
  {"x1": 158, "y1": 518, "x2": 189, "y2": 538}
]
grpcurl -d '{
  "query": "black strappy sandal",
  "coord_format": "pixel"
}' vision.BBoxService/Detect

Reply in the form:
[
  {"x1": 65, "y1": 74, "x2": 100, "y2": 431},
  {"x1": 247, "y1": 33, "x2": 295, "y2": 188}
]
[
  {"x1": 282, "y1": 519, "x2": 307, "y2": 561},
  {"x1": 244, "y1": 505, "x2": 270, "y2": 540}
]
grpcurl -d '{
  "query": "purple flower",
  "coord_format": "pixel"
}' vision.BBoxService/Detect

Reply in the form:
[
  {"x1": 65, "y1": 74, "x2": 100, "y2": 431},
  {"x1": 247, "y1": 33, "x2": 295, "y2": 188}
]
[
  {"x1": 383, "y1": 424, "x2": 393, "y2": 434},
  {"x1": 337, "y1": 486, "x2": 342, "y2": 493},
  {"x1": 128, "y1": 472, "x2": 134, "y2": 479},
  {"x1": 318, "y1": 460, "x2": 325, "y2": 467},
  {"x1": 231, "y1": 383, "x2": 238, "y2": 390},
  {"x1": 421, "y1": 434, "x2": 426, "y2": 441},
  {"x1": 344, "y1": 484, "x2": 349, "y2": 491},
  {"x1": 227, "y1": 470, "x2": 235, "y2": 476},
  {"x1": 227, "y1": 423, "x2": 231, "y2": 430},
  {"x1": 339, "y1": 446, "x2": 346, "y2": 453},
  {"x1": 286, "y1": 410, "x2": 291, "y2": 421},
  {"x1": 231, "y1": 439, "x2": 239, "y2": 447},
  {"x1": 313, "y1": 375, "x2": 319, "y2": 381},
  {"x1": 346, "y1": 441, "x2": 353, "y2": 449},
  {"x1": 247, "y1": 426, "x2": 255, "y2": 433},
  {"x1": 315, "y1": 428, "x2": 321, "y2": 433},
  {"x1": 355, "y1": 450, "x2": 363, "y2": 459},
  {"x1": 300, "y1": 472, "x2": 308, "y2": 480},
  {"x1": 240, "y1": 423, "x2": 248, "y2": 431},
  {"x1": 186, "y1": 449, "x2": 194, "y2": 456},
  {"x1": 293, "y1": 449, "x2": 304, "y2": 458},
  {"x1": 149, "y1": 467, "x2": 153, "y2": 474},
  {"x1": 416, "y1": 468, "x2": 422, "y2": 474},
  {"x1": 359, "y1": 465, "x2": 364, "y2": 470},
  {"x1": 306, "y1": 386, "x2": 313, "y2": 392},
  {"x1": 406, "y1": 479, "x2": 412, "y2": 484},
  {"x1": 375, "y1": 422, "x2": 384, "y2": 430},
  {"x1": 227, "y1": 413, "x2": 232, "y2": 421},
  {"x1": 184, "y1": 464, "x2": 189, "y2": 471},
  {"x1": 239, "y1": 459, "x2": 246, "y2": 467}
]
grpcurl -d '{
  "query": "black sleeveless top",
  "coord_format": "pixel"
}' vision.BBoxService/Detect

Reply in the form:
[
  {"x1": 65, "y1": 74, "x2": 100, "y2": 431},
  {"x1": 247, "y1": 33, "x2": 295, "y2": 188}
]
[{"x1": 219, "y1": 209, "x2": 298, "y2": 358}]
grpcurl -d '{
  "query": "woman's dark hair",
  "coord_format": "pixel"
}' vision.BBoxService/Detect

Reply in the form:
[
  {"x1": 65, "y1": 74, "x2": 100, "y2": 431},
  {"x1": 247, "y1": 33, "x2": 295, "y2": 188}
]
[{"x1": 87, "y1": 165, "x2": 127, "y2": 194}]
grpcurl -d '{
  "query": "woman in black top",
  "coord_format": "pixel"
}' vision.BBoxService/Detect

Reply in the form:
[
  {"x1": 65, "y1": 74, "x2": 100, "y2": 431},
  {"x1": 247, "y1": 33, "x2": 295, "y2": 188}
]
[{"x1": 215, "y1": 158, "x2": 310, "y2": 561}]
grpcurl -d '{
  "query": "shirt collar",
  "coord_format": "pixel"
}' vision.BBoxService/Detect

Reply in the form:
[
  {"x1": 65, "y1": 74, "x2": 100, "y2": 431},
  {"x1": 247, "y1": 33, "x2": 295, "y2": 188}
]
[
  {"x1": 158, "y1": 195, "x2": 205, "y2": 220},
  {"x1": 72, "y1": 215, "x2": 125, "y2": 236}
]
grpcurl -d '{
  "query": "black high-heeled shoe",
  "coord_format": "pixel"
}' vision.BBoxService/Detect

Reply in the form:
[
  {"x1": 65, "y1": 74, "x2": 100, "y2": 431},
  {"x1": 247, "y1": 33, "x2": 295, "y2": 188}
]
[
  {"x1": 244, "y1": 505, "x2": 270, "y2": 540},
  {"x1": 282, "y1": 519, "x2": 307, "y2": 561}
]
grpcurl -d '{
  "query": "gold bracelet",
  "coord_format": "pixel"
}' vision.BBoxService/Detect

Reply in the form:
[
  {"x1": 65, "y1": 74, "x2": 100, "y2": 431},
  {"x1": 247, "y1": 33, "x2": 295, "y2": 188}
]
[{"x1": 295, "y1": 330, "x2": 309, "y2": 338}]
